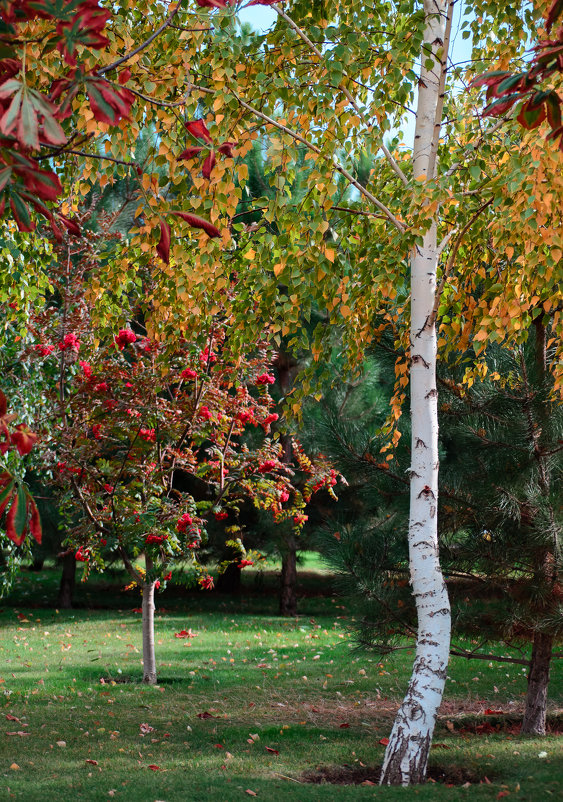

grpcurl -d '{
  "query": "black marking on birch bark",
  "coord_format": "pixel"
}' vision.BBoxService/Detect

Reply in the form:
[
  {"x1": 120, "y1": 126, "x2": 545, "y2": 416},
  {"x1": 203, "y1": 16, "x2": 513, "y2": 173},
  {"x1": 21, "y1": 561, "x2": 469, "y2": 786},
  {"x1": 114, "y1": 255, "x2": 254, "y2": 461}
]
[
  {"x1": 411, "y1": 354, "x2": 430, "y2": 368},
  {"x1": 430, "y1": 504, "x2": 436, "y2": 518},
  {"x1": 428, "y1": 607, "x2": 449, "y2": 617},
  {"x1": 415, "y1": 438, "x2": 426, "y2": 448},
  {"x1": 417, "y1": 485, "x2": 435, "y2": 498},
  {"x1": 425, "y1": 388, "x2": 437, "y2": 398}
]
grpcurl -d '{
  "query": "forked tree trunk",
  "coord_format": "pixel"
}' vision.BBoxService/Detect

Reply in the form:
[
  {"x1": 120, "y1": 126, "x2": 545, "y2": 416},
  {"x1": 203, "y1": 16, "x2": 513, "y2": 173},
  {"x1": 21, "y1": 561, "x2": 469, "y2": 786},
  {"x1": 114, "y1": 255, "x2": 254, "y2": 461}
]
[
  {"x1": 142, "y1": 580, "x2": 157, "y2": 684},
  {"x1": 380, "y1": 0, "x2": 452, "y2": 785},
  {"x1": 280, "y1": 534, "x2": 298, "y2": 616},
  {"x1": 57, "y1": 552, "x2": 76, "y2": 609},
  {"x1": 522, "y1": 630, "x2": 553, "y2": 734}
]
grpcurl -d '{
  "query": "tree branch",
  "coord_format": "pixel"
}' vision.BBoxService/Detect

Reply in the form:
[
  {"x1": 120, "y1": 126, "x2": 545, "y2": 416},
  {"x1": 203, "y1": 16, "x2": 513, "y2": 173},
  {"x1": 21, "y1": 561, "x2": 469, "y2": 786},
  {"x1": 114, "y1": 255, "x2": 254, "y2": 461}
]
[
  {"x1": 190, "y1": 82, "x2": 406, "y2": 232},
  {"x1": 97, "y1": 2, "x2": 183, "y2": 76},
  {"x1": 272, "y1": 3, "x2": 409, "y2": 187}
]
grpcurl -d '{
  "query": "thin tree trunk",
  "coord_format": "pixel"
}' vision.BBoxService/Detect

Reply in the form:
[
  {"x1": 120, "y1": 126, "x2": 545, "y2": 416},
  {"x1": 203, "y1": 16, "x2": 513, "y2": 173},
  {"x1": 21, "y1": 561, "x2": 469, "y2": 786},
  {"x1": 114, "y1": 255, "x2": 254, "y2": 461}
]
[
  {"x1": 280, "y1": 534, "x2": 298, "y2": 616},
  {"x1": 57, "y1": 552, "x2": 76, "y2": 609},
  {"x1": 521, "y1": 631, "x2": 553, "y2": 734},
  {"x1": 142, "y1": 579, "x2": 157, "y2": 684},
  {"x1": 380, "y1": 0, "x2": 452, "y2": 785},
  {"x1": 519, "y1": 320, "x2": 556, "y2": 734}
]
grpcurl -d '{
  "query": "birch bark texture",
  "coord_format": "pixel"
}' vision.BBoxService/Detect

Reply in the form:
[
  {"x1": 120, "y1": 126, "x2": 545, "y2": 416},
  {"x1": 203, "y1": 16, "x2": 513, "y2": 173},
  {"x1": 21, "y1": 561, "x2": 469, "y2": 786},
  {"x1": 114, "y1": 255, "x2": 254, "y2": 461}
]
[
  {"x1": 380, "y1": 0, "x2": 452, "y2": 785},
  {"x1": 142, "y1": 576, "x2": 157, "y2": 685}
]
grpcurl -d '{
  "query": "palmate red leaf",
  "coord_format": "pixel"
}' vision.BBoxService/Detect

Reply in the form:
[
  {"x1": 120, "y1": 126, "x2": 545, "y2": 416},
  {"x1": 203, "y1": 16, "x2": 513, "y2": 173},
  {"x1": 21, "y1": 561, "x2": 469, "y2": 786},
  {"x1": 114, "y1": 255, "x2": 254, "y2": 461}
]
[
  {"x1": 185, "y1": 119, "x2": 213, "y2": 144},
  {"x1": 171, "y1": 211, "x2": 221, "y2": 238},
  {"x1": 157, "y1": 218, "x2": 171, "y2": 263},
  {"x1": 202, "y1": 150, "x2": 216, "y2": 178},
  {"x1": 10, "y1": 424, "x2": 36, "y2": 456}
]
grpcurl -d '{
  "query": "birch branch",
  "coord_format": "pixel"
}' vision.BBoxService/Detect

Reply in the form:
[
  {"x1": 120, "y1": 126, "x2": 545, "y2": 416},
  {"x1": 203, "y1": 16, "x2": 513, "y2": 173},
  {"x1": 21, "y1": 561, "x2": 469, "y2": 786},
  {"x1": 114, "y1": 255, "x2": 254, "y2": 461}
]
[
  {"x1": 190, "y1": 83, "x2": 406, "y2": 232},
  {"x1": 272, "y1": 3, "x2": 409, "y2": 187}
]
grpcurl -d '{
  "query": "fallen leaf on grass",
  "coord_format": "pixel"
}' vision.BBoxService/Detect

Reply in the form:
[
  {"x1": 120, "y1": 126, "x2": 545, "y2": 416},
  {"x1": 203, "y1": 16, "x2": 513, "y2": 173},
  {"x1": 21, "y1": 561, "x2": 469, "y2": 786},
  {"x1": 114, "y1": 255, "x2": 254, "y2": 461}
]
[
  {"x1": 174, "y1": 629, "x2": 198, "y2": 639},
  {"x1": 6, "y1": 714, "x2": 21, "y2": 722},
  {"x1": 265, "y1": 746, "x2": 279, "y2": 755},
  {"x1": 431, "y1": 743, "x2": 451, "y2": 749},
  {"x1": 245, "y1": 791, "x2": 257, "y2": 797},
  {"x1": 85, "y1": 759, "x2": 98, "y2": 766},
  {"x1": 378, "y1": 737, "x2": 389, "y2": 746},
  {"x1": 339, "y1": 723, "x2": 350, "y2": 729},
  {"x1": 485, "y1": 708, "x2": 505, "y2": 715},
  {"x1": 147, "y1": 764, "x2": 161, "y2": 771},
  {"x1": 445, "y1": 720, "x2": 455, "y2": 732},
  {"x1": 10, "y1": 763, "x2": 20, "y2": 770},
  {"x1": 6, "y1": 731, "x2": 29, "y2": 736},
  {"x1": 56, "y1": 740, "x2": 66, "y2": 747},
  {"x1": 497, "y1": 793, "x2": 510, "y2": 799},
  {"x1": 361, "y1": 780, "x2": 376, "y2": 786},
  {"x1": 197, "y1": 711, "x2": 215, "y2": 719}
]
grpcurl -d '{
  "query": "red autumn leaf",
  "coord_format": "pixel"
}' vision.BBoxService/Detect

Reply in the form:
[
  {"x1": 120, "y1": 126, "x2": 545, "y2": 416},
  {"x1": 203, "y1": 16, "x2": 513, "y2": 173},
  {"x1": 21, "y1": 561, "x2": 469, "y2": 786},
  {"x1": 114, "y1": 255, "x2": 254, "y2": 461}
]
[
  {"x1": 265, "y1": 746, "x2": 279, "y2": 755},
  {"x1": 10, "y1": 195, "x2": 34, "y2": 231},
  {"x1": 339, "y1": 722, "x2": 350, "y2": 729},
  {"x1": 546, "y1": 0, "x2": 563, "y2": 31},
  {"x1": 185, "y1": 118, "x2": 213, "y2": 144},
  {"x1": 147, "y1": 764, "x2": 160, "y2": 771},
  {"x1": 58, "y1": 214, "x2": 81, "y2": 236},
  {"x1": 496, "y1": 792, "x2": 510, "y2": 799},
  {"x1": 484, "y1": 708, "x2": 505, "y2": 715},
  {"x1": 470, "y1": 70, "x2": 508, "y2": 90},
  {"x1": 157, "y1": 218, "x2": 171, "y2": 263},
  {"x1": 483, "y1": 94, "x2": 521, "y2": 117},
  {"x1": 179, "y1": 146, "x2": 204, "y2": 160},
  {"x1": 202, "y1": 150, "x2": 216, "y2": 178},
  {"x1": 195, "y1": 0, "x2": 233, "y2": 8},
  {"x1": 85, "y1": 759, "x2": 98, "y2": 765},
  {"x1": 0, "y1": 390, "x2": 6, "y2": 417},
  {"x1": 118, "y1": 68, "x2": 131, "y2": 85},
  {"x1": 517, "y1": 101, "x2": 546, "y2": 129},
  {"x1": 171, "y1": 211, "x2": 221, "y2": 239},
  {"x1": 378, "y1": 737, "x2": 390, "y2": 745},
  {"x1": 10, "y1": 424, "x2": 37, "y2": 455},
  {"x1": 6, "y1": 714, "x2": 20, "y2": 722},
  {"x1": 28, "y1": 496, "x2": 41, "y2": 544},
  {"x1": 5, "y1": 491, "x2": 25, "y2": 546},
  {"x1": 196, "y1": 711, "x2": 215, "y2": 719},
  {"x1": 217, "y1": 141, "x2": 235, "y2": 157}
]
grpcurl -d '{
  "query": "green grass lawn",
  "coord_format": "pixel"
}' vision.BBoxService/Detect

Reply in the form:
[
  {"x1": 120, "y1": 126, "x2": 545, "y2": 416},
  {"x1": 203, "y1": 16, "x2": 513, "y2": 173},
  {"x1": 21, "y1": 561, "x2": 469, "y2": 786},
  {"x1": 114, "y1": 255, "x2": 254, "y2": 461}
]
[{"x1": 0, "y1": 559, "x2": 561, "y2": 800}]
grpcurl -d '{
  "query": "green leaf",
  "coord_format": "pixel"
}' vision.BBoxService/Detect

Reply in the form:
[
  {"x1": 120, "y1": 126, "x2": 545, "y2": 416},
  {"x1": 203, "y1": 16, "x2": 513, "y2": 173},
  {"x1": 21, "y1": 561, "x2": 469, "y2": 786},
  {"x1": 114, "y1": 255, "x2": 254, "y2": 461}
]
[{"x1": 15, "y1": 484, "x2": 27, "y2": 539}]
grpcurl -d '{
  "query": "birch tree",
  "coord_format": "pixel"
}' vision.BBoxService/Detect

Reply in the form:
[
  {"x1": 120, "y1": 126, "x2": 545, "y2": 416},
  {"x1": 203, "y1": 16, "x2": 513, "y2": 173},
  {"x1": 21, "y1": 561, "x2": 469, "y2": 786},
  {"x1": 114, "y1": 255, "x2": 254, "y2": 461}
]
[{"x1": 2, "y1": 0, "x2": 560, "y2": 785}]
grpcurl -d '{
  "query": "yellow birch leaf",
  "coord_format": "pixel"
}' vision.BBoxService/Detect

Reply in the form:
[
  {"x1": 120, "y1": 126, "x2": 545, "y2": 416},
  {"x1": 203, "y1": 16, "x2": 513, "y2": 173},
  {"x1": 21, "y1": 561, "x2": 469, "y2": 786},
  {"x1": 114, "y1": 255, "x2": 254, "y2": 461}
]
[
  {"x1": 273, "y1": 263, "x2": 284, "y2": 277},
  {"x1": 325, "y1": 248, "x2": 335, "y2": 263}
]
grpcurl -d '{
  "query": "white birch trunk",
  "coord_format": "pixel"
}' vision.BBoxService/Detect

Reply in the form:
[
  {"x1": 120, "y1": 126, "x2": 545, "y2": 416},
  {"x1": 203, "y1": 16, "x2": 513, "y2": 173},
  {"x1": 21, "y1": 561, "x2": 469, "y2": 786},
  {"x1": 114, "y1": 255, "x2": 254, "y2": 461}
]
[
  {"x1": 142, "y1": 579, "x2": 158, "y2": 684},
  {"x1": 380, "y1": 0, "x2": 451, "y2": 785}
]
